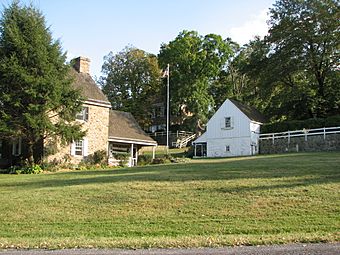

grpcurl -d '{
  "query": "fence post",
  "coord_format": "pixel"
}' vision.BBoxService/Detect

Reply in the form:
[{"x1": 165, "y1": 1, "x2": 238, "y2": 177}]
[
  {"x1": 323, "y1": 127, "x2": 326, "y2": 140},
  {"x1": 272, "y1": 134, "x2": 275, "y2": 145},
  {"x1": 288, "y1": 131, "x2": 290, "y2": 144}
]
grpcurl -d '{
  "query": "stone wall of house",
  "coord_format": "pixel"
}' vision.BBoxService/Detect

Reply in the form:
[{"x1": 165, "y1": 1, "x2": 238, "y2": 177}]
[
  {"x1": 46, "y1": 102, "x2": 110, "y2": 165},
  {"x1": 259, "y1": 134, "x2": 340, "y2": 154}
]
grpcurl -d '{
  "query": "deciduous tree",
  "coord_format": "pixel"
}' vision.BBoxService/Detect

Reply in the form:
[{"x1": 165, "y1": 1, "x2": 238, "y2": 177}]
[
  {"x1": 100, "y1": 46, "x2": 162, "y2": 127},
  {"x1": 158, "y1": 31, "x2": 233, "y2": 132}
]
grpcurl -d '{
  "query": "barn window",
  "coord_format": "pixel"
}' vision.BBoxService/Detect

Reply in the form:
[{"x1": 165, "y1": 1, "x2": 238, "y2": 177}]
[
  {"x1": 226, "y1": 145, "x2": 230, "y2": 152},
  {"x1": 225, "y1": 117, "x2": 232, "y2": 128}
]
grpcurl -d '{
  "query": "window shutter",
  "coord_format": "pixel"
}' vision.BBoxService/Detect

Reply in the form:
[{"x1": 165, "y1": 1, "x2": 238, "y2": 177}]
[
  {"x1": 84, "y1": 107, "x2": 89, "y2": 121},
  {"x1": 83, "y1": 138, "x2": 88, "y2": 157},
  {"x1": 70, "y1": 141, "x2": 76, "y2": 156},
  {"x1": 230, "y1": 117, "x2": 234, "y2": 128},
  {"x1": 18, "y1": 138, "x2": 22, "y2": 155}
]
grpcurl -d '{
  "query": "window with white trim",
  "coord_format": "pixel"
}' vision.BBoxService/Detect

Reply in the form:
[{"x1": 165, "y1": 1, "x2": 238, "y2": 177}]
[
  {"x1": 225, "y1": 117, "x2": 232, "y2": 128},
  {"x1": 12, "y1": 138, "x2": 22, "y2": 156},
  {"x1": 71, "y1": 138, "x2": 88, "y2": 157},
  {"x1": 76, "y1": 107, "x2": 89, "y2": 121},
  {"x1": 75, "y1": 140, "x2": 83, "y2": 156},
  {"x1": 226, "y1": 145, "x2": 230, "y2": 152}
]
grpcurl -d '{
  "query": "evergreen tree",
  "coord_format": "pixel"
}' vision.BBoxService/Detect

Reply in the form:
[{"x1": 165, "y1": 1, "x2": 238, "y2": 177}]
[{"x1": 0, "y1": 2, "x2": 85, "y2": 165}]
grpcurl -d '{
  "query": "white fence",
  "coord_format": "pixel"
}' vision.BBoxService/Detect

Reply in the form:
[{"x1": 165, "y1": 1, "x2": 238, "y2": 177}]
[
  {"x1": 260, "y1": 126, "x2": 340, "y2": 144},
  {"x1": 149, "y1": 131, "x2": 194, "y2": 138}
]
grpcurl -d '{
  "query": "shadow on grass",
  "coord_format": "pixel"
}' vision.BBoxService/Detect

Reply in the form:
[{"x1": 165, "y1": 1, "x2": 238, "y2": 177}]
[{"x1": 1, "y1": 152, "x2": 339, "y2": 191}]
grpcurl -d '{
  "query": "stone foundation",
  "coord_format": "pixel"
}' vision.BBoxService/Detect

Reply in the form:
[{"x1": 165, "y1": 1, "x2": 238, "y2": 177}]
[{"x1": 259, "y1": 134, "x2": 340, "y2": 154}]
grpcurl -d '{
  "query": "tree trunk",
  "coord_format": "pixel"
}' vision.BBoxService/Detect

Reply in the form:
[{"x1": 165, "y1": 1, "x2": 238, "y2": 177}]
[{"x1": 27, "y1": 141, "x2": 34, "y2": 166}]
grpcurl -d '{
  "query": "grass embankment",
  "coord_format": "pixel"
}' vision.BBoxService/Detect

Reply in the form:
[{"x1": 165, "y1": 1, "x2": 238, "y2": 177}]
[{"x1": 0, "y1": 152, "x2": 339, "y2": 249}]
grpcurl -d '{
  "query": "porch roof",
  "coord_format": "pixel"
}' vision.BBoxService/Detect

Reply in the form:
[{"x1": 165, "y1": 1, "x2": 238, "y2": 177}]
[{"x1": 109, "y1": 110, "x2": 157, "y2": 146}]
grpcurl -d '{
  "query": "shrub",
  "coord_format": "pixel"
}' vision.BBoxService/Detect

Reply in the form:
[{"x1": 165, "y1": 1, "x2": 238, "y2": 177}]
[
  {"x1": 185, "y1": 146, "x2": 195, "y2": 158},
  {"x1": 138, "y1": 154, "x2": 153, "y2": 166},
  {"x1": 86, "y1": 150, "x2": 108, "y2": 165},
  {"x1": 113, "y1": 153, "x2": 130, "y2": 167},
  {"x1": 152, "y1": 154, "x2": 172, "y2": 165},
  {"x1": 8, "y1": 164, "x2": 43, "y2": 174}
]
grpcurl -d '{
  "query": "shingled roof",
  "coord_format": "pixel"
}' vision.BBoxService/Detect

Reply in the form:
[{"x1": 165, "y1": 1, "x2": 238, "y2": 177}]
[
  {"x1": 109, "y1": 110, "x2": 157, "y2": 145},
  {"x1": 70, "y1": 68, "x2": 111, "y2": 105},
  {"x1": 229, "y1": 99, "x2": 267, "y2": 124}
]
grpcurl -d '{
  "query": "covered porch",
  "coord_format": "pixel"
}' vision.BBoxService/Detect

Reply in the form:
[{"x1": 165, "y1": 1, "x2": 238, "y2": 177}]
[
  {"x1": 108, "y1": 138, "x2": 156, "y2": 167},
  {"x1": 108, "y1": 110, "x2": 157, "y2": 167}
]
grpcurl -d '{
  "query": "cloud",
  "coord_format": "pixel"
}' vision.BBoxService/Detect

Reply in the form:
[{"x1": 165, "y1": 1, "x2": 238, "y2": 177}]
[{"x1": 228, "y1": 9, "x2": 269, "y2": 45}]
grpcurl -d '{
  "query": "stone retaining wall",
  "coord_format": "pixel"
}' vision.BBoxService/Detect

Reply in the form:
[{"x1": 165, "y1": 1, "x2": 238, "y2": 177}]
[{"x1": 259, "y1": 134, "x2": 340, "y2": 154}]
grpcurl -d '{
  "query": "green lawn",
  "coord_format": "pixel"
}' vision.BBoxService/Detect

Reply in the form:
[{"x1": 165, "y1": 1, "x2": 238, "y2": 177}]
[{"x1": 0, "y1": 152, "x2": 339, "y2": 249}]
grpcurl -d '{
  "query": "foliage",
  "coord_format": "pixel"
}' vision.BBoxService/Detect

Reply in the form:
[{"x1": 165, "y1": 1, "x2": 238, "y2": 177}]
[
  {"x1": 158, "y1": 31, "x2": 234, "y2": 132},
  {"x1": 7, "y1": 164, "x2": 43, "y2": 174},
  {"x1": 0, "y1": 152, "x2": 339, "y2": 248},
  {"x1": 0, "y1": 2, "x2": 85, "y2": 165},
  {"x1": 152, "y1": 154, "x2": 173, "y2": 164},
  {"x1": 237, "y1": 0, "x2": 340, "y2": 122},
  {"x1": 85, "y1": 150, "x2": 108, "y2": 165},
  {"x1": 262, "y1": 115, "x2": 340, "y2": 133},
  {"x1": 100, "y1": 46, "x2": 162, "y2": 127},
  {"x1": 113, "y1": 153, "x2": 130, "y2": 167},
  {"x1": 137, "y1": 154, "x2": 153, "y2": 166}
]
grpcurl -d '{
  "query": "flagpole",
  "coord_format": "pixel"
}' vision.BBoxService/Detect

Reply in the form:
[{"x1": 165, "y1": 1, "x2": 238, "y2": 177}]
[{"x1": 166, "y1": 64, "x2": 170, "y2": 154}]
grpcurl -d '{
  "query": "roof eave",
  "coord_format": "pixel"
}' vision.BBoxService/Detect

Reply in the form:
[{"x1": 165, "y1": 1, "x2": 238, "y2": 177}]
[{"x1": 108, "y1": 136, "x2": 157, "y2": 146}]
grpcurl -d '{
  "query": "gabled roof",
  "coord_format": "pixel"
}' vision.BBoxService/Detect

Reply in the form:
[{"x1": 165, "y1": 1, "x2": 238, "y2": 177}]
[
  {"x1": 229, "y1": 99, "x2": 267, "y2": 124},
  {"x1": 109, "y1": 110, "x2": 157, "y2": 145},
  {"x1": 70, "y1": 68, "x2": 111, "y2": 106}
]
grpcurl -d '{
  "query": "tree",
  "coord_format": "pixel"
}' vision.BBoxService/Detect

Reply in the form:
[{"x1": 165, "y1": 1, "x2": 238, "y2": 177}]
[
  {"x1": 234, "y1": 0, "x2": 340, "y2": 122},
  {"x1": 100, "y1": 46, "x2": 162, "y2": 127},
  {"x1": 0, "y1": 2, "x2": 85, "y2": 165},
  {"x1": 265, "y1": 0, "x2": 340, "y2": 118},
  {"x1": 158, "y1": 31, "x2": 233, "y2": 132}
]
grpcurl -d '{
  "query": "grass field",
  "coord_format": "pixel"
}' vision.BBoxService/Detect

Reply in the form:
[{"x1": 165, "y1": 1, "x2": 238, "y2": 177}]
[{"x1": 0, "y1": 152, "x2": 339, "y2": 249}]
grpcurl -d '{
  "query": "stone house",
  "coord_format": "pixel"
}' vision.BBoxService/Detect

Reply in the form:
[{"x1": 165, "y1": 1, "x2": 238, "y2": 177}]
[
  {"x1": 0, "y1": 57, "x2": 157, "y2": 168},
  {"x1": 193, "y1": 99, "x2": 266, "y2": 158}
]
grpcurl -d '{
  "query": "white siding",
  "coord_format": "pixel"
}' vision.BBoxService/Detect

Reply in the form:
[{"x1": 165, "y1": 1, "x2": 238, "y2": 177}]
[
  {"x1": 194, "y1": 99, "x2": 262, "y2": 158},
  {"x1": 206, "y1": 100, "x2": 251, "y2": 141},
  {"x1": 207, "y1": 137, "x2": 251, "y2": 157}
]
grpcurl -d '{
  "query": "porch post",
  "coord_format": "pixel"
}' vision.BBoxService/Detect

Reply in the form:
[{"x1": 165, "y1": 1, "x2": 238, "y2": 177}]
[
  {"x1": 130, "y1": 143, "x2": 134, "y2": 167},
  {"x1": 152, "y1": 146, "x2": 156, "y2": 160},
  {"x1": 194, "y1": 143, "x2": 197, "y2": 157}
]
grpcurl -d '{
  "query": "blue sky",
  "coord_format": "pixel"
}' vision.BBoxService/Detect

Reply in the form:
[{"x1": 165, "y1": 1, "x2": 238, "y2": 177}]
[{"x1": 0, "y1": 0, "x2": 276, "y2": 78}]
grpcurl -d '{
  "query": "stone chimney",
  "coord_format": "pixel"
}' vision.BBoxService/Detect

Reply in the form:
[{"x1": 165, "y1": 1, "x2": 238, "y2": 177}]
[{"x1": 73, "y1": 56, "x2": 90, "y2": 74}]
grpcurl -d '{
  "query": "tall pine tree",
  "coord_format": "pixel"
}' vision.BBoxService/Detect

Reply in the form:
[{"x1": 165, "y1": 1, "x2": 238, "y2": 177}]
[{"x1": 0, "y1": 2, "x2": 85, "y2": 165}]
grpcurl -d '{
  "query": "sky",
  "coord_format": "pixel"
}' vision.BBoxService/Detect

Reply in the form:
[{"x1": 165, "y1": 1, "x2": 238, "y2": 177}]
[{"x1": 0, "y1": 0, "x2": 276, "y2": 79}]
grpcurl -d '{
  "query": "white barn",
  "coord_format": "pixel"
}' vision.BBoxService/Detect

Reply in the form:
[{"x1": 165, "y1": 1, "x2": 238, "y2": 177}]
[{"x1": 193, "y1": 99, "x2": 266, "y2": 158}]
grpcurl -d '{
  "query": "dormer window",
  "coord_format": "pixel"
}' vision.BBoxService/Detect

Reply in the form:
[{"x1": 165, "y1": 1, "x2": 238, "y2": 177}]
[{"x1": 76, "y1": 107, "x2": 89, "y2": 121}]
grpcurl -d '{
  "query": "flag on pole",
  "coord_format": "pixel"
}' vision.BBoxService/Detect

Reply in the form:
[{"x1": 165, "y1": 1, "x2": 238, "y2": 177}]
[{"x1": 162, "y1": 68, "x2": 169, "y2": 78}]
